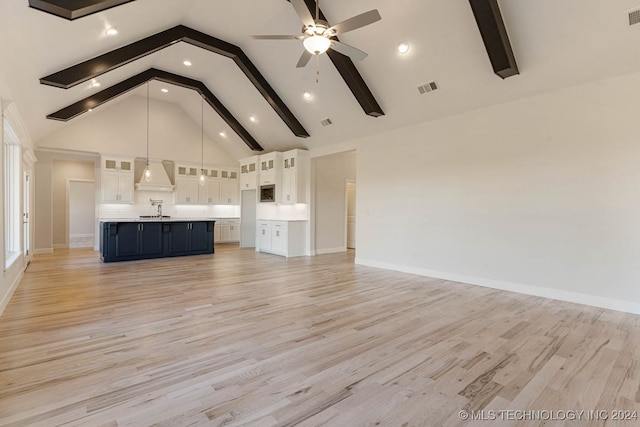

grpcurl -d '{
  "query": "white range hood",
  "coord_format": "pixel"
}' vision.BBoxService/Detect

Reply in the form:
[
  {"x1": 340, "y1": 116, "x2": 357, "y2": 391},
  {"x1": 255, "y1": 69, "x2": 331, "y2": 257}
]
[{"x1": 135, "y1": 161, "x2": 174, "y2": 192}]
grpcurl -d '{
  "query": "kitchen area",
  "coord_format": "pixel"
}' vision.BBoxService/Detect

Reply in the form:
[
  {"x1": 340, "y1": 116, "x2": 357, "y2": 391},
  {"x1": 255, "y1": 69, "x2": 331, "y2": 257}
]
[{"x1": 34, "y1": 146, "x2": 311, "y2": 262}]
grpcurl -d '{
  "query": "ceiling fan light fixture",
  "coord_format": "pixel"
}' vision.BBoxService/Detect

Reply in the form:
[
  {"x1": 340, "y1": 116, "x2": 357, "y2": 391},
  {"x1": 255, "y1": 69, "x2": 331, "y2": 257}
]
[
  {"x1": 398, "y1": 42, "x2": 410, "y2": 54},
  {"x1": 303, "y1": 35, "x2": 331, "y2": 55}
]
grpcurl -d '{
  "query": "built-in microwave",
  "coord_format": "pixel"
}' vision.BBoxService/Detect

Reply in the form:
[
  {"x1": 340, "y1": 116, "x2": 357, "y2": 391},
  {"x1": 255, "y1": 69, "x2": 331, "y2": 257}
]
[{"x1": 260, "y1": 184, "x2": 275, "y2": 202}]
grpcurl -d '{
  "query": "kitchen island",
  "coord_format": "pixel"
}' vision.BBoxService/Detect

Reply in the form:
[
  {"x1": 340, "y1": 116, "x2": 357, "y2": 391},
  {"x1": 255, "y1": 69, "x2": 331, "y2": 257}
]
[{"x1": 100, "y1": 218, "x2": 215, "y2": 263}]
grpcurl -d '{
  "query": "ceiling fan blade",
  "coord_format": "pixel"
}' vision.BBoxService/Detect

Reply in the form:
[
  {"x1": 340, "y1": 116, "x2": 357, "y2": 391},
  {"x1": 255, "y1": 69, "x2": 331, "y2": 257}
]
[
  {"x1": 328, "y1": 9, "x2": 381, "y2": 35},
  {"x1": 296, "y1": 50, "x2": 313, "y2": 68},
  {"x1": 250, "y1": 35, "x2": 304, "y2": 40},
  {"x1": 329, "y1": 40, "x2": 368, "y2": 61},
  {"x1": 291, "y1": 0, "x2": 316, "y2": 28}
]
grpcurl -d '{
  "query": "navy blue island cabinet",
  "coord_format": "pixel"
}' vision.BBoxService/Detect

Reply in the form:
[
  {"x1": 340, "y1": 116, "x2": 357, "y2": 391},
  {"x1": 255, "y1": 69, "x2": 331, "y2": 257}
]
[{"x1": 100, "y1": 220, "x2": 214, "y2": 262}]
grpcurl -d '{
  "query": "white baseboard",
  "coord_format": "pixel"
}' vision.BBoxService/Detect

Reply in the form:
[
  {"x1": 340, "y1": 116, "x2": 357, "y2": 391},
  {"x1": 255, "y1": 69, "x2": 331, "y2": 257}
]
[
  {"x1": 355, "y1": 258, "x2": 640, "y2": 315},
  {"x1": 34, "y1": 248, "x2": 54, "y2": 255},
  {"x1": 315, "y1": 247, "x2": 347, "y2": 255},
  {"x1": 0, "y1": 269, "x2": 24, "y2": 317}
]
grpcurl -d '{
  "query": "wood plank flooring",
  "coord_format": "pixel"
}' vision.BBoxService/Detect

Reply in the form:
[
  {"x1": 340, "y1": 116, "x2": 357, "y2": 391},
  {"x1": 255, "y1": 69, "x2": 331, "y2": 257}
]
[{"x1": 1, "y1": 246, "x2": 639, "y2": 426}]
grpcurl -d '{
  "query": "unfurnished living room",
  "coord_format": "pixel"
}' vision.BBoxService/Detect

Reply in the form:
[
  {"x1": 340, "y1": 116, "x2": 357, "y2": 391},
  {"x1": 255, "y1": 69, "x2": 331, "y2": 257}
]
[{"x1": 1, "y1": 1, "x2": 640, "y2": 426}]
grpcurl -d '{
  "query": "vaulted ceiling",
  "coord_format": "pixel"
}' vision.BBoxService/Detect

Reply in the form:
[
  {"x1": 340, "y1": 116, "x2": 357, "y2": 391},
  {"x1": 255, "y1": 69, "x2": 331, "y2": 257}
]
[{"x1": 1, "y1": 0, "x2": 640, "y2": 160}]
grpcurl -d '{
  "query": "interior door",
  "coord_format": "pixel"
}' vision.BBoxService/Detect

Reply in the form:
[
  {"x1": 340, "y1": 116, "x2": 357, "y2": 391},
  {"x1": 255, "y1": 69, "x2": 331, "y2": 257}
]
[
  {"x1": 346, "y1": 181, "x2": 356, "y2": 249},
  {"x1": 23, "y1": 171, "x2": 31, "y2": 265}
]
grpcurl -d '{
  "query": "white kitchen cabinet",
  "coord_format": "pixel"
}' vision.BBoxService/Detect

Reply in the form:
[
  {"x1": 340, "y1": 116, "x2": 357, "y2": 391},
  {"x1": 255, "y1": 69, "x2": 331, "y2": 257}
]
[
  {"x1": 198, "y1": 168, "x2": 221, "y2": 204},
  {"x1": 219, "y1": 168, "x2": 239, "y2": 205},
  {"x1": 175, "y1": 176, "x2": 199, "y2": 204},
  {"x1": 240, "y1": 156, "x2": 259, "y2": 190},
  {"x1": 281, "y1": 149, "x2": 309, "y2": 204},
  {"x1": 256, "y1": 220, "x2": 307, "y2": 257},
  {"x1": 101, "y1": 156, "x2": 134, "y2": 203},
  {"x1": 258, "y1": 152, "x2": 282, "y2": 186},
  {"x1": 215, "y1": 219, "x2": 241, "y2": 243}
]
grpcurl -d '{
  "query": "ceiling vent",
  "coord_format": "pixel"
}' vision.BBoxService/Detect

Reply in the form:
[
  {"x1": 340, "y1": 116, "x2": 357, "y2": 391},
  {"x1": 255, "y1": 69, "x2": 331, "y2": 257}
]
[
  {"x1": 417, "y1": 81, "x2": 439, "y2": 94},
  {"x1": 320, "y1": 118, "x2": 333, "y2": 127},
  {"x1": 629, "y1": 9, "x2": 640, "y2": 26}
]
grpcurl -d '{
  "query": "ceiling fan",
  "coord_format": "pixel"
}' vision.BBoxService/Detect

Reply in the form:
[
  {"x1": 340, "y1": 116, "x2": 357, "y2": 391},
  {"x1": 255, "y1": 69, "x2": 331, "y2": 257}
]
[{"x1": 251, "y1": 0, "x2": 381, "y2": 68}]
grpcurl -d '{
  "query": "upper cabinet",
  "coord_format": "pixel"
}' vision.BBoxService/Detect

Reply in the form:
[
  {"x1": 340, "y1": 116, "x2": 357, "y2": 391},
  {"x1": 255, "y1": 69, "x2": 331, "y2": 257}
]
[
  {"x1": 240, "y1": 156, "x2": 259, "y2": 190},
  {"x1": 101, "y1": 156, "x2": 134, "y2": 203},
  {"x1": 174, "y1": 164, "x2": 239, "y2": 206},
  {"x1": 259, "y1": 152, "x2": 282, "y2": 186},
  {"x1": 282, "y1": 149, "x2": 309, "y2": 204}
]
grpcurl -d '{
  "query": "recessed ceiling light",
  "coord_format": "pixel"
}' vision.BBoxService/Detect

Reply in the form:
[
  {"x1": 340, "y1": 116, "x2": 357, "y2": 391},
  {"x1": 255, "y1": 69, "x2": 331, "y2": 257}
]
[
  {"x1": 91, "y1": 81, "x2": 101, "y2": 88},
  {"x1": 303, "y1": 91, "x2": 313, "y2": 100},
  {"x1": 398, "y1": 42, "x2": 410, "y2": 54},
  {"x1": 88, "y1": 108, "x2": 93, "y2": 112},
  {"x1": 161, "y1": 88, "x2": 169, "y2": 93},
  {"x1": 105, "y1": 27, "x2": 118, "y2": 36},
  {"x1": 249, "y1": 115, "x2": 257, "y2": 123},
  {"x1": 219, "y1": 131, "x2": 226, "y2": 137},
  {"x1": 183, "y1": 60, "x2": 192, "y2": 67}
]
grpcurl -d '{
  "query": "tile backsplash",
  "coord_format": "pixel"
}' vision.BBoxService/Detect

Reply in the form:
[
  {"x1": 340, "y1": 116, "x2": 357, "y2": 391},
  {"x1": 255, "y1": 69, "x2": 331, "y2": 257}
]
[{"x1": 99, "y1": 191, "x2": 240, "y2": 219}]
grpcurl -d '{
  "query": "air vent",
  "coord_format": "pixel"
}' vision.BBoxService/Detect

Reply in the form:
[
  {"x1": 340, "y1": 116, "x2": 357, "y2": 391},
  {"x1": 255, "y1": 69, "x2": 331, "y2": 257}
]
[
  {"x1": 320, "y1": 118, "x2": 333, "y2": 127},
  {"x1": 629, "y1": 9, "x2": 640, "y2": 26},
  {"x1": 417, "y1": 81, "x2": 439, "y2": 94}
]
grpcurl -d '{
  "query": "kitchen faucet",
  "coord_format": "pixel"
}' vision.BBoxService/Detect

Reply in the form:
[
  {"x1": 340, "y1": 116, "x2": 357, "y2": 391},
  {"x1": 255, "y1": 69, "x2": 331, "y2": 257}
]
[{"x1": 150, "y1": 199, "x2": 163, "y2": 217}]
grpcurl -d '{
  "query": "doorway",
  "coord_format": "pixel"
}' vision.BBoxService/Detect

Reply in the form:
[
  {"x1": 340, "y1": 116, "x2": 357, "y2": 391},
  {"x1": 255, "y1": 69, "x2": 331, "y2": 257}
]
[
  {"x1": 68, "y1": 180, "x2": 95, "y2": 248},
  {"x1": 23, "y1": 171, "x2": 31, "y2": 265},
  {"x1": 346, "y1": 180, "x2": 356, "y2": 249},
  {"x1": 240, "y1": 189, "x2": 257, "y2": 248}
]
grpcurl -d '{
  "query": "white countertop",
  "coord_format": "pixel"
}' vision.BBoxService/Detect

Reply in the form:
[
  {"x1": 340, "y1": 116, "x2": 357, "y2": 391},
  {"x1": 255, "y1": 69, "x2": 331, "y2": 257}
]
[{"x1": 100, "y1": 217, "x2": 217, "y2": 222}]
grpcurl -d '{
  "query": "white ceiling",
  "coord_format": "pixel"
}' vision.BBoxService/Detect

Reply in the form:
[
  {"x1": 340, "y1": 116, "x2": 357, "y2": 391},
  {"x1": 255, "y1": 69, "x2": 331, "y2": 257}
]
[{"x1": 1, "y1": 0, "x2": 640, "y2": 160}]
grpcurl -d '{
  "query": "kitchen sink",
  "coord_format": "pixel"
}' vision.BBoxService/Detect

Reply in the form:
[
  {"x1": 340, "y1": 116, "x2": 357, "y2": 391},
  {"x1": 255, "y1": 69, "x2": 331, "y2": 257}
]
[{"x1": 139, "y1": 215, "x2": 171, "y2": 219}]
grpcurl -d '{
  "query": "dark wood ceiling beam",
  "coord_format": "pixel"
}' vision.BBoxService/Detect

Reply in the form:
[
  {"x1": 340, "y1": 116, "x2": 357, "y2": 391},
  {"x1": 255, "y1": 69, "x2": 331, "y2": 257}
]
[
  {"x1": 468, "y1": 0, "x2": 519, "y2": 79},
  {"x1": 28, "y1": 0, "x2": 136, "y2": 20},
  {"x1": 40, "y1": 25, "x2": 309, "y2": 138},
  {"x1": 293, "y1": 0, "x2": 384, "y2": 118},
  {"x1": 46, "y1": 68, "x2": 264, "y2": 151}
]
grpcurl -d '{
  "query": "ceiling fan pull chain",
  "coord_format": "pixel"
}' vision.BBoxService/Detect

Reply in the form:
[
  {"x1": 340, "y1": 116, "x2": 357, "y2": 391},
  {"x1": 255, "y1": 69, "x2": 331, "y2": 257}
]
[{"x1": 316, "y1": 54, "x2": 320, "y2": 83}]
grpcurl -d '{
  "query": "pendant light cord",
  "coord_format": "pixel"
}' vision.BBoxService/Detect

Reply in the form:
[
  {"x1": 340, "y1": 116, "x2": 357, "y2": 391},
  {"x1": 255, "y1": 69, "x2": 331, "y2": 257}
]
[
  {"x1": 146, "y1": 81, "x2": 150, "y2": 165},
  {"x1": 201, "y1": 97, "x2": 204, "y2": 171}
]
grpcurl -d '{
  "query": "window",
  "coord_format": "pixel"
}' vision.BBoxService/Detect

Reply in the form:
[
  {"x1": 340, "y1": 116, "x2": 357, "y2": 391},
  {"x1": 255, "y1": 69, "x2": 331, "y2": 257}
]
[{"x1": 4, "y1": 119, "x2": 21, "y2": 268}]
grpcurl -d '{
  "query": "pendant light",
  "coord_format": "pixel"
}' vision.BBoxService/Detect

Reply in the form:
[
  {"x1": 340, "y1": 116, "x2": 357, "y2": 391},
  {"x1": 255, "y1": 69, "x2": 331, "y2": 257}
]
[
  {"x1": 199, "y1": 97, "x2": 206, "y2": 186},
  {"x1": 143, "y1": 81, "x2": 152, "y2": 182}
]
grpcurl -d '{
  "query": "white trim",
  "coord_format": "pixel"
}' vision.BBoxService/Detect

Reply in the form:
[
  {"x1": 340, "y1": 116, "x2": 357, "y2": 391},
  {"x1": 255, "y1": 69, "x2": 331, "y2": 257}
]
[
  {"x1": 34, "y1": 248, "x2": 53, "y2": 255},
  {"x1": 0, "y1": 269, "x2": 23, "y2": 316},
  {"x1": 316, "y1": 247, "x2": 347, "y2": 255},
  {"x1": 355, "y1": 258, "x2": 640, "y2": 315}
]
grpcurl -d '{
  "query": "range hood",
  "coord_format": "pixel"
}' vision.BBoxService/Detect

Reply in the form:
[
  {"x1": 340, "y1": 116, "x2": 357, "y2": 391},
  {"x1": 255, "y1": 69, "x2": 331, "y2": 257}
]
[{"x1": 135, "y1": 161, "x2": 174, "y2": 192}]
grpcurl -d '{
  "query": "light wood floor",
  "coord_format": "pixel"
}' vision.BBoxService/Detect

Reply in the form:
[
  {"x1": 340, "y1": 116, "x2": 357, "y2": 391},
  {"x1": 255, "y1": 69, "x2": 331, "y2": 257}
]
[{"x1": 1, "y1": 246, "x2": 639, "y2": 427}]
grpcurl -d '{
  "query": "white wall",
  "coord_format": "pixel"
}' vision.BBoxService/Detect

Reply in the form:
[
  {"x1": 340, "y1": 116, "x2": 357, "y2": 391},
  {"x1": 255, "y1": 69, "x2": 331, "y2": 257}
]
[
  {"x1": 37, "y1": 95, "x2": 237, "y2": 166},
  {"x1": 313, "y1": 151, "x2": 356, "y2": 254},
  {"x1": 338, "y1": 71, "x2": 640, "y2": 314}
]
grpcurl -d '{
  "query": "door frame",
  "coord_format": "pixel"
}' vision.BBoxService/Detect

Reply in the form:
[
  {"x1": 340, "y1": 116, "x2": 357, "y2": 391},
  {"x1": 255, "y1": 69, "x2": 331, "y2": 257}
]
[
  {"x1": 66, "y1": 178, "x2": 95, "y2": 248},
  {"x1": 344, "y1": 179, "x2": 356, "y2": 250}
]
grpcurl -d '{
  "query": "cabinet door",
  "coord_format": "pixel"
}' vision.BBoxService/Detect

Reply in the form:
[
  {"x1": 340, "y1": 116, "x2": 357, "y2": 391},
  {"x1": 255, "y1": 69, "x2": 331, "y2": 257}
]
[
  {"x1": 118, "y1": 172, "x2": 134, "y2": 203},
  {"x1": 219, "y1": 179, "x2": 229, "y2": 205},
  {"x1": 190, "y1": 222, "x2": 211, "y2": 252},
  {"x1": 101, "y1": 171, "x2": 119, "y2": 202},
  {"x1": 209, "y1": 179, "x2": 221, "y2": 204},
  {"x1": 229, "y1": 224, "x2": 240, "y2": 242},
  {"x1": 214, "y1": 224, "x2": 221, "y2": 243},
  {"x1": 258, "y1": 225, "x2": 272, "y2": 251},
  {"x1": 188, "y1": 179, "x2": 199, "y2": 204},
  {"x1": 139, "y1": 222, "x2": 163, "y2": 256},
  {"x1": 220, "y1": 225, "x2": 231, "y2": 242},
  {"x1": 282, "y1": 169, "x2": 294, "y2": 204},
  {"x1": 271, "y1": 227, "x2": 287, "y2": 255},
  {"x1": 168, "y1": 222, "x2": 190, "y2": 254},
  {"x1": 198, "y1": 180, "x2": 210, "y2": 204},
  {"x1": 115, "y1": 223, "x2": 140, "y2": 258},
  {"x1": 228, "y1": 172, "x2": 239, "y2": 204}
]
